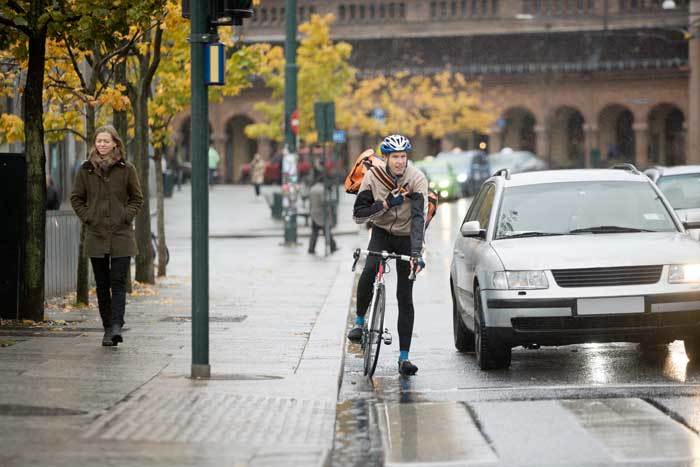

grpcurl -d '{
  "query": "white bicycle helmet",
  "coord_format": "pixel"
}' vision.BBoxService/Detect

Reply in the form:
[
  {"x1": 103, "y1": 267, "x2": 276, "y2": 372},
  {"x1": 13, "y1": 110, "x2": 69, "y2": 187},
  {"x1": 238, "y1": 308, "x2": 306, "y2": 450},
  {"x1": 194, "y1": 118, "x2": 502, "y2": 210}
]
[{"x1": 380, "y1": 134, "x2": 412, "y2": 155}]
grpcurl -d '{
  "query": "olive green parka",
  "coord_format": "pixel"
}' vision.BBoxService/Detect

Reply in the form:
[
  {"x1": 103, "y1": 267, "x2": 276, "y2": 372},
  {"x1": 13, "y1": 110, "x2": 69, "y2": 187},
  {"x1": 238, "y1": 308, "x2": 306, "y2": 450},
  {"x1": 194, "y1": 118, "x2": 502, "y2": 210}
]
[{"x1": 70, "y1": 159, "x2": 143, "y2": 258}]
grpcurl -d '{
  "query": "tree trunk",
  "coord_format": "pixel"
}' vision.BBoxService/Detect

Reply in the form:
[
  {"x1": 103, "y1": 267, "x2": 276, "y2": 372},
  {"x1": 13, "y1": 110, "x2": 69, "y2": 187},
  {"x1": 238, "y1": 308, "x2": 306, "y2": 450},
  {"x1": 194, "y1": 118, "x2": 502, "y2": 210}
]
[
  {"x1": 131, "y1": 89, "x2": 154, "y2": 284},
  {"x1": 18, "y1": 13, "x2": 48, "y2": 322},
  {"x1": 113, "y1": 57, "x2": 133, "y2": 293},
  {"x1": 154, "y1": 147, "x2": 167, "y2": 277},
  {"x1": 75, "y1": 105, "x2": 96, "y2": 306}
]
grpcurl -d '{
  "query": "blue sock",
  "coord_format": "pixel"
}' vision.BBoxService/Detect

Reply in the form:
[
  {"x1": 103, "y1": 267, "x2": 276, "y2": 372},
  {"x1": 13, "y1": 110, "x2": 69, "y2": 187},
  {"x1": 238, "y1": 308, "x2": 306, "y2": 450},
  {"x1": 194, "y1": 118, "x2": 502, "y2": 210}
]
[
  {"x1": 399, "y1": 350, "x2": 409, "y2": 362},
  {"x1": 355, "y1": 316, "x2": 365, "y2": 326}
]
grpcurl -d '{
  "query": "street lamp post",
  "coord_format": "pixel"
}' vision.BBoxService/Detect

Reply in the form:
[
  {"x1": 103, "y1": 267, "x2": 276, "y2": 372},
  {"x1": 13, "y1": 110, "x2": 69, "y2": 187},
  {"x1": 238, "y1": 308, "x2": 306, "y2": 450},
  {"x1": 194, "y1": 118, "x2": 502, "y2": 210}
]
[
  {"x1": 283, "y1": 0, "x2": 298, "y2": 245},
  {"x1": 186, "y1": 0, "x2": 254, "y2": 379},
  {"x1": 190, "y1": 0, "x2": 211, "y2": 379}
]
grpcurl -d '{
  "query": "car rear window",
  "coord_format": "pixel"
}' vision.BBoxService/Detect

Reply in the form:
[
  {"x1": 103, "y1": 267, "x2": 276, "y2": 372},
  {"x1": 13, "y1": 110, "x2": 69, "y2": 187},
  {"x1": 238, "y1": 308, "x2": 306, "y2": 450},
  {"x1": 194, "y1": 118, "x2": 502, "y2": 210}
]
[
  {"x1": 657, "y1": 174, "x2": 700, "y2": 210},
  {"x1": 495, "y1": 181, "x2": 677, "y2": 239}
]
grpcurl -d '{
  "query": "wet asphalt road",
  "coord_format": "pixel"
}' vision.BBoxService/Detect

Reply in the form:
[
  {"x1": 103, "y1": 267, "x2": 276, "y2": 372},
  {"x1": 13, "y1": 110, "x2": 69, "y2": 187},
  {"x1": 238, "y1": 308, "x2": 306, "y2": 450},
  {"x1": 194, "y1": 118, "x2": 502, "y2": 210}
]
[{"x1": 331, "y1": 198, "x2": 700, "y2": 467}]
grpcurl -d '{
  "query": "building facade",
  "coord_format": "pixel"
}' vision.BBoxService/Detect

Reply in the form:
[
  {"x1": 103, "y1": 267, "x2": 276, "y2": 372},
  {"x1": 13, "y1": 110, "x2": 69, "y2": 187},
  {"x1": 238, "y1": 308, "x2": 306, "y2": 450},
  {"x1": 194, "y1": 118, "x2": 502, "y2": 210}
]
[{"x1": 172, "y1": 0, "x2": 697, "y2": 181}]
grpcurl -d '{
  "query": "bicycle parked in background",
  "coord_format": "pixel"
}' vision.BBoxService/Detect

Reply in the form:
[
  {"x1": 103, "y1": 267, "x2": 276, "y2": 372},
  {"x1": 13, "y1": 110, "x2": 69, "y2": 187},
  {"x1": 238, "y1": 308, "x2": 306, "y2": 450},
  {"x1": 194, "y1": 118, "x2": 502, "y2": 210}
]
[{"x1": 352, "y1": 249, "x2": 416, "y2": 378}]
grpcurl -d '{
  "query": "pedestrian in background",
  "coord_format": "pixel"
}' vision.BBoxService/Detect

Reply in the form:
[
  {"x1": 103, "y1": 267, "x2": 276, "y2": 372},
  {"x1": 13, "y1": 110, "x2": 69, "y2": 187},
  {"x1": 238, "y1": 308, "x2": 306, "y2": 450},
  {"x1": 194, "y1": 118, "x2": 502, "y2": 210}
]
[
  {"x1": 250, "y1": 153, "x2": 265, "y2": 197},
  {"x1": 46, "y1": 175, "x2": 61, "y2": 210},
  {"x1": 308, "y1": 169, "x2": 338, "y2": 255},
  {"x1": 208, "y1": 143, "x2": 220, "y2": 186},
  {"x1": 70, "y1": 125, "x2": 143, "y2": 347}
]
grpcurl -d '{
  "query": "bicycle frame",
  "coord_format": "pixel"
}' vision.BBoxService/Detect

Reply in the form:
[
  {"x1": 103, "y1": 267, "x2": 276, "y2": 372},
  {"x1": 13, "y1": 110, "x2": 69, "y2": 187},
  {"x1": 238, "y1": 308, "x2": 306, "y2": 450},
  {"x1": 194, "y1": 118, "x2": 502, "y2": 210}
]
[{"x1": 352, "y1": 248, "x2": 413, "y2": 377}]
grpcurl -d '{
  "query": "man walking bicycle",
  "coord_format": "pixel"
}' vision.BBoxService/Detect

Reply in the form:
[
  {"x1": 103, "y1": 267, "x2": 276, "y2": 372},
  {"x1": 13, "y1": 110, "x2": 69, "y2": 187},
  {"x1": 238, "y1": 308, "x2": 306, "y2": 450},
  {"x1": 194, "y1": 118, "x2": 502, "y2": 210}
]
[{"x1": 348, "y1": 134, "x2": 428, "y2": 376}]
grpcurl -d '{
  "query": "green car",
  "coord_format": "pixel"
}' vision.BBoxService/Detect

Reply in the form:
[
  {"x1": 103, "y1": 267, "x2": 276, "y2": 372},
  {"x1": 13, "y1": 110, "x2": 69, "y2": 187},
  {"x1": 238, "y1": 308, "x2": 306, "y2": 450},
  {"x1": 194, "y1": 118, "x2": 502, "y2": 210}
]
[{"x1": 414, "y1": 158, "x2": 461, "y2": 201}]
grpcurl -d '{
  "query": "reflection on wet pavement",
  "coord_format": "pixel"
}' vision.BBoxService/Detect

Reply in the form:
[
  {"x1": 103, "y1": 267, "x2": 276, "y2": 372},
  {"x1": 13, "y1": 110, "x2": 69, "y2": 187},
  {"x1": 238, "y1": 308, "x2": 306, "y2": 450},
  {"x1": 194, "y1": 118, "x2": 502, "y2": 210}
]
[{"x1": 377, "y1": 401, "x2": 497, "y2": 465}]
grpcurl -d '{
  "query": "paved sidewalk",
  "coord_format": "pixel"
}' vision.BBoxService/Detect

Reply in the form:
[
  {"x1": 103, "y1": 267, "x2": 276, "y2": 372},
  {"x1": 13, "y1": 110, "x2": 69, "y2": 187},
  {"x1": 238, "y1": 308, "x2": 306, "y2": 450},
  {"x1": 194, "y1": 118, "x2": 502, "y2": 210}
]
[{"x1": 0, "y1": 185, "x2": 365, "y2": 467}]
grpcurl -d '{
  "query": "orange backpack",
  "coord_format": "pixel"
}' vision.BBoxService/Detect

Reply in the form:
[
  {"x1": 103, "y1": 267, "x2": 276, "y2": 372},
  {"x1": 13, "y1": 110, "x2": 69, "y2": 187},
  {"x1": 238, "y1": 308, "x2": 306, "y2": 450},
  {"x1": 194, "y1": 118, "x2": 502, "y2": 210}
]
[
  {"x1": 345, "y1": 149, "x2": 439, "y2": 229},
  {"x1": 344, "y1": 149, "x2": 384, "y2": 194}
]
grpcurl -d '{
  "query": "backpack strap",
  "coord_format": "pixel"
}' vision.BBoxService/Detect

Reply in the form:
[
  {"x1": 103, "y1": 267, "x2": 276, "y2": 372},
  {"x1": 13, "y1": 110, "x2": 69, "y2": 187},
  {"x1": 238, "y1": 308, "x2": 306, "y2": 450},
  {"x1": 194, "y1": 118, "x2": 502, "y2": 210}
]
[{"x1": 369, "y1": 165, "x2": 396, "y2": 192}]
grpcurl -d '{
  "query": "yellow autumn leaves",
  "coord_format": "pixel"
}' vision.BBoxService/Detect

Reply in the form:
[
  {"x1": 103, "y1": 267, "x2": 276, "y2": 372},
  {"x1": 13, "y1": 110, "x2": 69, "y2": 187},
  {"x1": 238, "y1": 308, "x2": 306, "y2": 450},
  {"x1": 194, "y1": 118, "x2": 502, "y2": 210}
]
[{"x1": 247, "y1": 13, "x2": 494, "y2": 144}]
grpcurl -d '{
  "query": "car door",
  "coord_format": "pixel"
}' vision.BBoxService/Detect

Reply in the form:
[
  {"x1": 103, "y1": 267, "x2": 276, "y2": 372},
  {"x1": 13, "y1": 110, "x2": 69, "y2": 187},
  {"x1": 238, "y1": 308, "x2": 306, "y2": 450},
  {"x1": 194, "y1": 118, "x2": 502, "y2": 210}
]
[{"x1": 454, "y1": 184, "x2": 496, "y2": 318}]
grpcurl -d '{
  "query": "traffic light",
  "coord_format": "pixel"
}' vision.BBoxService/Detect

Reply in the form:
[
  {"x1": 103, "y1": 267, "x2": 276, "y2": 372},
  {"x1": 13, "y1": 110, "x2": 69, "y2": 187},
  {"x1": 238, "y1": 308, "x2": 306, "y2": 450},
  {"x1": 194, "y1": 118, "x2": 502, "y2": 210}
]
[{"x1": 182, "y1": 0, "x2": 254, "y2": 25}]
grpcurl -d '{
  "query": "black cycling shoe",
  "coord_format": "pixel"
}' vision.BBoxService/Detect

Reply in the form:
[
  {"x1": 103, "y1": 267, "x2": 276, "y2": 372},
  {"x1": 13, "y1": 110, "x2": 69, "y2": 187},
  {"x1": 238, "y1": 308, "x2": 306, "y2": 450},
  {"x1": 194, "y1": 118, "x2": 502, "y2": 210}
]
[
  {"x1": 347, "y1": 326, "x2": 363, "y2": 343},
  {"x1": 398, "y1": 360, "x2": 418, "y2": 376}
]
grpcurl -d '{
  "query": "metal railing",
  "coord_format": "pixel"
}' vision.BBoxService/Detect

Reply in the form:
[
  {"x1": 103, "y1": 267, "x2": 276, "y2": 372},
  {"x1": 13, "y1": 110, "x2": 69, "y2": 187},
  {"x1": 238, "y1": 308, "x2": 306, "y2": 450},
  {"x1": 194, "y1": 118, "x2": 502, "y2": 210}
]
[{"x1": 45, "y1": 210, "x2": 93, "y2": 298}]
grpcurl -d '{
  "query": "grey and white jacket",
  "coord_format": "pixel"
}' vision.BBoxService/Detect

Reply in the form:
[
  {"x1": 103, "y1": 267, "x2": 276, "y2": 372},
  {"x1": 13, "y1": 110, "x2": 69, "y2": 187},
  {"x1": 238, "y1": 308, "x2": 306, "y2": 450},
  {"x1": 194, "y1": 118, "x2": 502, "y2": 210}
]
[{"x1": 353, "y1": 164, "x2": 429, "y2": 256}]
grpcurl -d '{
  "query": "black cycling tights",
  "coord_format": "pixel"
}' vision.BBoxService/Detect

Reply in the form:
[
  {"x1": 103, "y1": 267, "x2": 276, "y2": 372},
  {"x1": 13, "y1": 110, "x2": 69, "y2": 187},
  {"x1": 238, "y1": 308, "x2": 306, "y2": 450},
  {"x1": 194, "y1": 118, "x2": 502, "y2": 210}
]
[{"x1": 356, "y1": 227, "x2": 415, "y2": 352}]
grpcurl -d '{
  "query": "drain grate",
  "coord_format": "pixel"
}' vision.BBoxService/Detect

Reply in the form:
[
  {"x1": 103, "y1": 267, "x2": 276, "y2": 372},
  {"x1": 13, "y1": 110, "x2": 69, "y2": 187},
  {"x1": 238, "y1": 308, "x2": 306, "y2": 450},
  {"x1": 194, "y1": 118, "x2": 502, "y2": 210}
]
[
  {"x1": 0, "y1": 404, "x2": 86, "y2": 416},
  {"x1": 160, "y1": 315, "x2": 247, "y2": 323}
]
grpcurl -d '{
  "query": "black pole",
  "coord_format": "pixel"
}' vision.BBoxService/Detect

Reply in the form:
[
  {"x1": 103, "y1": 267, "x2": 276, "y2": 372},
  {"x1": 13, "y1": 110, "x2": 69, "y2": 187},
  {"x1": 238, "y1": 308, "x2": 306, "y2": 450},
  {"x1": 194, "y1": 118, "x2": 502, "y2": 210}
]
[{"x1": 190, "y1": 0, "x2": 210, "y2": 379}]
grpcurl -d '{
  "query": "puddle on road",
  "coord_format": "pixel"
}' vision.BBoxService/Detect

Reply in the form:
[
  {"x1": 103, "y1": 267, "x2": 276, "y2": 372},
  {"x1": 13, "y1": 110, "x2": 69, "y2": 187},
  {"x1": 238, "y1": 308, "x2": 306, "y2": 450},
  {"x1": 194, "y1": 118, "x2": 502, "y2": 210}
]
[{"x1": 377, "y1": 401, "x2": 497, "y2": 466}]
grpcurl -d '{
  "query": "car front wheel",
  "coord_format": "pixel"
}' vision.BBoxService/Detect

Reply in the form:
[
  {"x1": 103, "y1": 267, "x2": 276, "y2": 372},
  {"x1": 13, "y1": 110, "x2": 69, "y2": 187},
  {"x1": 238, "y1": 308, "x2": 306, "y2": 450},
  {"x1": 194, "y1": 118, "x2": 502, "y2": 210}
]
[{"x1": 474, "y1": 285, "x2": 511, "y2": 370}]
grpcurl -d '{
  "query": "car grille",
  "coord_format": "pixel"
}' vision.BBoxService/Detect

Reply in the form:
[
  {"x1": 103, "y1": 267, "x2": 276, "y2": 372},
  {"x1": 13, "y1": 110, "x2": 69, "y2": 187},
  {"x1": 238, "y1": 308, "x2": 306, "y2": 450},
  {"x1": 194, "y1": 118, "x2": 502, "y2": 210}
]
[
  {"x1": 512, "y1": 311, "x2": 700, "y2": 332},
  {"x1": 551, "y1": 265, "x2": 663, "y2": 288}
]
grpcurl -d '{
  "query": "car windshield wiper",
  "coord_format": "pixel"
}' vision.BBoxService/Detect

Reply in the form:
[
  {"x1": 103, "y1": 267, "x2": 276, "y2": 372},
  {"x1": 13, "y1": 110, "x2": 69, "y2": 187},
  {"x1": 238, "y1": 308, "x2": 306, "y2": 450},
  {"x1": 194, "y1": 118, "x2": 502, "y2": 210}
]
[
  {"x1": 568, "y1": 225, "x2": 655, "y2": 234},
  {"x1": 499, "y1": 231, "x2": 565, "y2": 239}
]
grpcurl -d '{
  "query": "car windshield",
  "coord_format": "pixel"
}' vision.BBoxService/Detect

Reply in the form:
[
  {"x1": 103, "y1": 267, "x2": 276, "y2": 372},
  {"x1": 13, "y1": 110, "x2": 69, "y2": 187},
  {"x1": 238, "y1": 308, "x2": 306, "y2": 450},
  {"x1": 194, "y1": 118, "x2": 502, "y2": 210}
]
[
  {"x1": 494, "y1": 181, "x2": 677, "y2": 239},
  {"x1": 657, "y1": 173, "x2": 700, "y2": 210}
]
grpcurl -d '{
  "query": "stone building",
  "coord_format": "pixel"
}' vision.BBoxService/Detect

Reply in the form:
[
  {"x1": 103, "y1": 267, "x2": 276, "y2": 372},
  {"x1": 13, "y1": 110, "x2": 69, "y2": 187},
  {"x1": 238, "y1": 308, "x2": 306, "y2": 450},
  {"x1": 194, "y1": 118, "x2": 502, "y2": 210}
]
[{"x1": 172, "y1": 0, "x2": 698, "y2": 182}]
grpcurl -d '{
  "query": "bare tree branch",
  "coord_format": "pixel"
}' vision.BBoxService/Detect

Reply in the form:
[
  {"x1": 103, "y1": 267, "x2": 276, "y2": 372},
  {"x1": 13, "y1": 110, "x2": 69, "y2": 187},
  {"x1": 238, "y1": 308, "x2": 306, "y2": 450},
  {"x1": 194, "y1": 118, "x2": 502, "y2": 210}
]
[
  {"x1": 0, "y1": 15, "x2": 31, "y2": 36},
  {"x1": 46, "y1": 127, "x2": 86, "y2": 142}
]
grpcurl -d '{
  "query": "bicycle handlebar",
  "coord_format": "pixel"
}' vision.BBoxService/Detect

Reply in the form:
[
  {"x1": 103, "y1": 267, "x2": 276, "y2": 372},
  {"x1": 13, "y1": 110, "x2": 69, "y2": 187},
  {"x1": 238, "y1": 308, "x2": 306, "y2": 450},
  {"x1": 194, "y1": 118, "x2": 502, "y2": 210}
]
[{"x1": 352, "y1": 248, "x2": 418, "y2": 280}]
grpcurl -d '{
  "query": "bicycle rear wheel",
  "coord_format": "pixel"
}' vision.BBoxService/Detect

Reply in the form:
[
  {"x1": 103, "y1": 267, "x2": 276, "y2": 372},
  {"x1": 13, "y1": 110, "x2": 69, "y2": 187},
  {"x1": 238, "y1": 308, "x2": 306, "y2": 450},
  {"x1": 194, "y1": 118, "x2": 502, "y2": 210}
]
[{"x1": 364, "y1": 284, "x2": 385, "y2": 378}]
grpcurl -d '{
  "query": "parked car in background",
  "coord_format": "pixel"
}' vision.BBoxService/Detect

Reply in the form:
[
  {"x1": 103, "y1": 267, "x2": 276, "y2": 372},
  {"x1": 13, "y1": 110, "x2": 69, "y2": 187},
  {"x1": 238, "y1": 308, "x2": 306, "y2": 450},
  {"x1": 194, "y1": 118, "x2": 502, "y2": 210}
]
[
  {"x1": 415, "y1": 157, "x2": 461, "y2": 201},
  {"x1": 451, "y1": 166, "x2": 700, "y2": 370},
  {"x1": 488, "y1": 148, "x2": 547, "y2": 175},
  {"x1": 437, "y1": 150, "x2": 491, "y2": 196},
  {"x1": 645, "y1": 165, "x2": 700, "y2": 240}
]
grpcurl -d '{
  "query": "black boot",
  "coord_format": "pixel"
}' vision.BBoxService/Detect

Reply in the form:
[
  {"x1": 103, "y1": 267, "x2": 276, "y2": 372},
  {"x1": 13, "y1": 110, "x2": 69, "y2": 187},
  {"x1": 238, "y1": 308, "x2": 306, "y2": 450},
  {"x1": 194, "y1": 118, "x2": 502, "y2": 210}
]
[
  {"x1": 102, "y1": 328, "x2": 114, "y2": 346},
  {"x1": 111, "y1": 323, "x2": 123, "y2": 345}
]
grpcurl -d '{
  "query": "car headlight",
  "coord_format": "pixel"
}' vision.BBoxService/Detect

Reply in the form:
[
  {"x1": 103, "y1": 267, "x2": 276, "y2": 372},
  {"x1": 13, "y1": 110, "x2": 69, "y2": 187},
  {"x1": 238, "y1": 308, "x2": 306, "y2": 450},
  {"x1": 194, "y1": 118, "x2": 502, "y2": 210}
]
[
  {"x1": 439, "y1": 179, "x2": 450, "y2": 189},
  {"x1": 492, "y1": 271, "x2": 549, "y2": 290},
  {"x1": 457, "y1": 174, "x2": 467, "y2": 183},
  {"x1": 668, "y1": 264, "x2": 700, "y2": 283},
  {"x1": 440, "y1": 190, "x2": 449, "y2": 198},
  {"x1": 429, "y1": 181, "x2": 436, "y2": 189}
]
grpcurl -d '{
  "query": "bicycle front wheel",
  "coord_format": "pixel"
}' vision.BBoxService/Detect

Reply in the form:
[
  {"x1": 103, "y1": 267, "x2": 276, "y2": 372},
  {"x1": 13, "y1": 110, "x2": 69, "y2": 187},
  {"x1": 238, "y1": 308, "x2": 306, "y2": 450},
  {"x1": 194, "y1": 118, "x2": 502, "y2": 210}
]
[{"x1": 365, "y1": 284, "x2": 385, "y2": 378}]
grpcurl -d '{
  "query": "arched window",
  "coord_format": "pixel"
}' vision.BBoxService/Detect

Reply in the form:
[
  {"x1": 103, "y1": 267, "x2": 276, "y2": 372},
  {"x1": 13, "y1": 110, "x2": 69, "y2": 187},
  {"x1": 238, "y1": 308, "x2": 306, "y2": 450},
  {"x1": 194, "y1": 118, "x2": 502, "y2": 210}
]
[
  {"x1": 260, "y1": 8, "x2": 267, "y2": 23},
  {"x1": 399, "y1": 2, "x2": 406, "y2": 17},
  {"x1": 389, "y1": 2, "x2": 396, "y2": 17},
  {"x1": 359, "y1": 4, "x2": 366, "y2": 18},
  {"x1": 370, "y1": 4, "x2": 376, "y2": 18},
  {"x1": 492, "y1": 0, "x2": 499, "y2": 14},
  {"x1": 430, "y1": 1, "x2": 437, "y2": 17},
  {"x1": 339, "y1": 4, "x2": 346, "y2": 20},
  {"x1": 350, "y1": 4, "x2": 356, "y2": 19},
  {"x1": 271, "y1": 7, "x2": 277, "y2": 22},
  {"x1": 380, "y1": 3, "x2": 386, "y2": 17}
]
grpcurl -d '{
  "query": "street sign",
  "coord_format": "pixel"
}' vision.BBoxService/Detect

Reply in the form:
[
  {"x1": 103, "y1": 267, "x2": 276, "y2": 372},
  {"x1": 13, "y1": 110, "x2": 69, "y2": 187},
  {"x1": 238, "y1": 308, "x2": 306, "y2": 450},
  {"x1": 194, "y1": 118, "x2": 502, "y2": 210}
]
[
  {"x1": 332, "y1": 129, "x2": 346, "y2": 144},
  {"x1": 205, "y1": 43, "x2": 225, "y2": 86},
  {"x1": 290, "y1": 110, "x2": 300, "y2": 135}
]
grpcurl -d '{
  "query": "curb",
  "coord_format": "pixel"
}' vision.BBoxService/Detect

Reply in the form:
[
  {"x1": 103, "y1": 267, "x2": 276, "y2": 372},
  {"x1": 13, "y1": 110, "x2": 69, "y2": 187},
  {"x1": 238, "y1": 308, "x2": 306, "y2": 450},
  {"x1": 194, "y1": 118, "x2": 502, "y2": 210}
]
[{"x1": 294, "y1": 259, "x2": 356, "y2": 467}]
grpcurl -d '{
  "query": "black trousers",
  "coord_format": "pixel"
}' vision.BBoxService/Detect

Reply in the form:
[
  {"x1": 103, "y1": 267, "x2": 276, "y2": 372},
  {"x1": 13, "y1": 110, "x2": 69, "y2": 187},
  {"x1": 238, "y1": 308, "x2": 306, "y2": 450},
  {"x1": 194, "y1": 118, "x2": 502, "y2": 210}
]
[
  {"x1": 356, "y1": 227, "x2": 415, "y2": 352},
  {"x1": 308, "y1": 221, "x2": 337, "y2": 253},
  {"x1": 90, "y1": 255, "x2": 130, "y2": 329},
  {"x1": 254, "y1": 183, "x2": 261, "y2": 196}
]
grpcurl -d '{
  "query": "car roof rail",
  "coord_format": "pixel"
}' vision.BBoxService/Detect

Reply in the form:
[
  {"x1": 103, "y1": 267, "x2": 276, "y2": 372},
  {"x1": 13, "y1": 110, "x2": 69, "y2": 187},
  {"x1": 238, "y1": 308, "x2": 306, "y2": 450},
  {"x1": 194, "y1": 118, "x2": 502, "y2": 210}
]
[
  {"x1": 611, "y1": 163, "x2": 641, "y2": 175},
  {"x1": 493, "y1": 168, "x2": 510, "y2": 180}
]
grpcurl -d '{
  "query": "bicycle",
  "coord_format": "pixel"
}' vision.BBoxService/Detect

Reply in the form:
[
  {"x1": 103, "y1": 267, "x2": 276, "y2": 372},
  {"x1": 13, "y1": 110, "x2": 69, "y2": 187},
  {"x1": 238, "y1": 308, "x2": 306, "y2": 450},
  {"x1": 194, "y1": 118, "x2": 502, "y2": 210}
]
[{"x1": 352, "y1": 248, "x2": 416, "y2": 378}]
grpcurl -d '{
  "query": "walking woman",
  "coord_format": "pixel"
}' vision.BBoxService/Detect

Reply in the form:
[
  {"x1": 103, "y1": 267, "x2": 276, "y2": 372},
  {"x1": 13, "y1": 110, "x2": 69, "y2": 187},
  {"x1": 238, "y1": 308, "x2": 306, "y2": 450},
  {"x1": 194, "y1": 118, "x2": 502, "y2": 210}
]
[
  {"x1": 250, "y1": 153, "x2": 265, "y2": 196},
  {"x1": 71, "y1": 125, "x2": 143, "y2": 346}
]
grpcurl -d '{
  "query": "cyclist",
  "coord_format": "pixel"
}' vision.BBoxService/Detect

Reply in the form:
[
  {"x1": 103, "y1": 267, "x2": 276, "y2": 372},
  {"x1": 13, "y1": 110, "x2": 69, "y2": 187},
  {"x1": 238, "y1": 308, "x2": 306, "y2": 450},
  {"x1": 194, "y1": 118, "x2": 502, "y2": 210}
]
[{"x1": 348, "y1": 134, "x2": 428, "y2": 376}]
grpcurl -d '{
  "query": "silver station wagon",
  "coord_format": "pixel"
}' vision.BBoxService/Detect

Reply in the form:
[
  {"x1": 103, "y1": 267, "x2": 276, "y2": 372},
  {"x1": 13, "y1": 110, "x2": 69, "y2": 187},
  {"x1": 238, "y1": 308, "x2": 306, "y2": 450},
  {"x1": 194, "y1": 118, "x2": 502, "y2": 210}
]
[{"x1": 450, "y1": 165, "x2": 700, "y2": 370}]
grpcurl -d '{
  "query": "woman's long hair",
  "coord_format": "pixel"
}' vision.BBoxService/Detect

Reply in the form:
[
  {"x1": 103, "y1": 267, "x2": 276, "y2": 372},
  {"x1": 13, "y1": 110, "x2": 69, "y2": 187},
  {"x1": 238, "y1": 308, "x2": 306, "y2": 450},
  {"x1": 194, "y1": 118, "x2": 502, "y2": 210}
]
[{"x1": 88, "y1": 125, "x2": 126, "y2": 160}]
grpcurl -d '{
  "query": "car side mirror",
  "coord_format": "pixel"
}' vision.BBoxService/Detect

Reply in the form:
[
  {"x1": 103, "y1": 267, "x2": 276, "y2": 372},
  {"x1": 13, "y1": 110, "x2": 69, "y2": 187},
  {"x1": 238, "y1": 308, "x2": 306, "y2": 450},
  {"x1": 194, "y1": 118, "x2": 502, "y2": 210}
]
[
  {"x1": 680, "y1": 211, "x2": 700, "y2": 230},
  {"x1": 461, "y1": 220, "x2": 486, "y2": 239}
]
